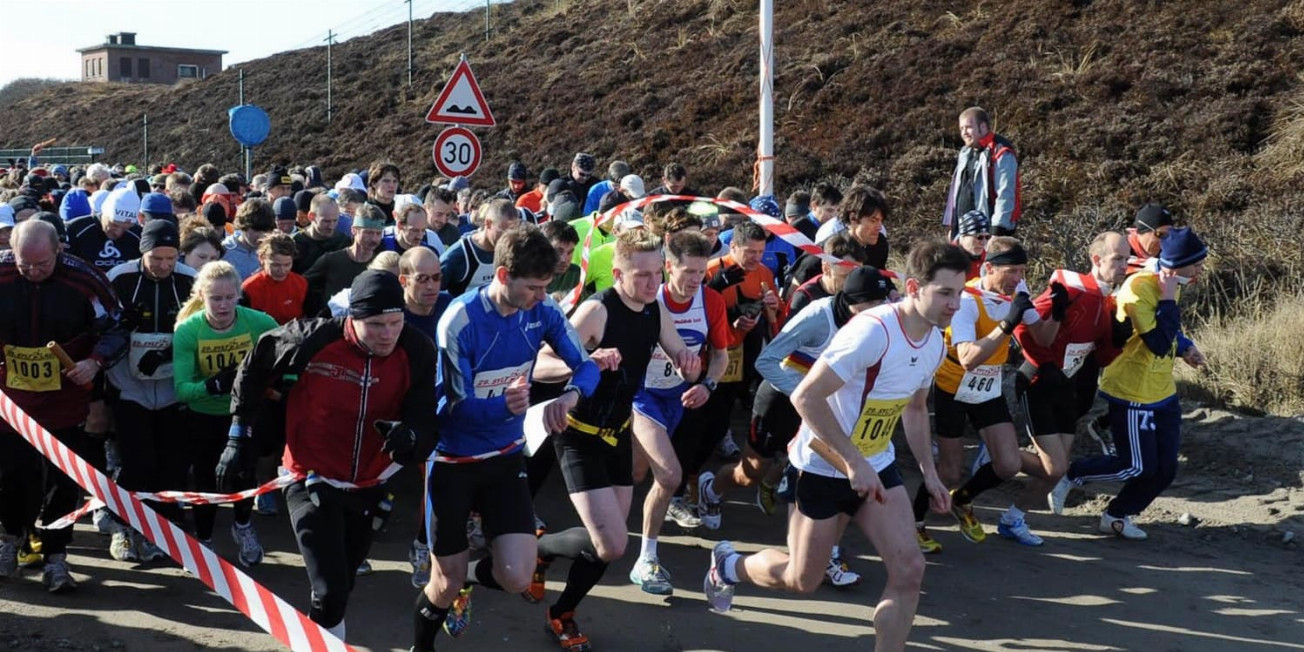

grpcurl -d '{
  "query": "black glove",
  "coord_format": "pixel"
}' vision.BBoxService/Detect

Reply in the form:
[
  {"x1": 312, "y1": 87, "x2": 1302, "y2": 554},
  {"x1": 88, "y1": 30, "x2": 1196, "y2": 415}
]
[
  {"x1": 215, "y1": 436, "x2": 253, "y2": 492},
  {"x1": 204, "y1": 366, "x2": 238, "y2": 395},
  {"x1": 1049, "y1": 282, "x2": 1071, "y2": 322},
  {"x1": 375, "y1": 420, "x2": 418, "y2": 466},
  {"x1": 136, "y1": 348, "x2": 170, "y2": 376},
  {"x1": 707, "y1": 264, "x2": 747, "y2": 292},
  {"x1": 1001, "y1": 292, "x2": 1034, "y2": 333},
  {"x1": 1111, "y1": 315, "x2": 1135, "y2": 348},
  {"x1": 993, "y1": 225, "x2": 1016, "y2": 237}
]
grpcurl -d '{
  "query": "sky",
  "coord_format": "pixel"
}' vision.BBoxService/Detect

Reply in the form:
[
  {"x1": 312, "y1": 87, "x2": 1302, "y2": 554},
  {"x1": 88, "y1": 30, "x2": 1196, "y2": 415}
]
[{"x1": 0, "y1": 0, "x2": 497, "y2": 88}]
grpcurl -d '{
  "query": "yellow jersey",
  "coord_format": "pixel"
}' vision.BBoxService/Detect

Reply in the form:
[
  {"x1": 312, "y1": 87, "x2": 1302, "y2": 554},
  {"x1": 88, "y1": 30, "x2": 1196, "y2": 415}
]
[{"x1": 1099, "y1": 272, "x2": 1179, "y2": 404}]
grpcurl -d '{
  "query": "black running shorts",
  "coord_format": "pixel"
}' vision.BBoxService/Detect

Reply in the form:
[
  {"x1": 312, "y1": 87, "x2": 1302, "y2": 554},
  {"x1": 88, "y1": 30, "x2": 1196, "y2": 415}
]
[
  {"x1": 933, "y1": 387, "x2": 1011, "y2": 439},
  {"x1": 426, "y1": 452, "x2": 535, "y2": 557},
  {"x1": 554, "y1": 426, "x2": 634, "y2": 493},
  {"x1": 749, "y1": 381, "x2": 801, "y2": 459},
  {"x1": 795, "y1": 464, "x2": 904, "y2": 520},
  {"x1": 1018, "y1": 370, "x2": 1098, "y2": 438}
]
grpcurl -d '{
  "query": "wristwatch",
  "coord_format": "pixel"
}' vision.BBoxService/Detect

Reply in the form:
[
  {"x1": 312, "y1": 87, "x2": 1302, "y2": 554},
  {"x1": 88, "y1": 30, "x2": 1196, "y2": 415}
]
[{"x1": 699, "y1": 378, "x2": 719, "y2": 393}]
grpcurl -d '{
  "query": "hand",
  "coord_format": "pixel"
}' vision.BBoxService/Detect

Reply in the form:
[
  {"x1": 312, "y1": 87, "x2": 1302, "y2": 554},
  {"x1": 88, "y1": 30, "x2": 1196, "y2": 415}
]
[
  {"x1": 214, "y1": 437, "x2": 253, "y2": 492},
  {"x1": 1157, "y1": 268, "x2": 1179, "y2": 301},
  {"x1": 589, "y1": 347, "x2": 623, "y2": 372},
  {"x1": 375, "y1": 420, "x2": 418, "y2": 465},
  {"x1": 505, "y1": 375, "x2": 531, "y2": 416},
  {"x1": 733, "y1": 313, "x2": 758, "y2": 333},
  {"x1": 1049, "y1": 282, "x2": 1071, "y2": 322},
  {"x1": 136, "y1": 349, "x2": 169, "y2": 376},
  {"x1": 762, "y1": 286, "x2": 779, "y2": 311},
  {"x1": 31, "y1": 142, "x2": 45, "y2": 155},
  {"x1": 845, "y1": 457, "x2": 885, "y2": 504},
  {"x1": 674, "y1": 348, "x2": 701, "y2": 383},
  {"x1": 204, "y1": 366, "x2": 239, "y2": 396},
  {"x1": 924, "y1": 474, "x2": 952, "y2": 514},
  {"x1": 1182, "y1": 344, "x2": 1206, "y2": 368},
  {"x1": 681, "y1": 383, "x2": 711, "y2": 409},
  {"x1": 544, "y1": 390, "x2": 579, "y2": 434},
  {"x1": 707, "y1": 264, "x2": 747, "y2": 292},
  {"x1": 1001, "y1": 292, "x2": 1034, "y2": 333},
  {"x1": 65, "y1": 359, "x2": 99, "y2": 386}
]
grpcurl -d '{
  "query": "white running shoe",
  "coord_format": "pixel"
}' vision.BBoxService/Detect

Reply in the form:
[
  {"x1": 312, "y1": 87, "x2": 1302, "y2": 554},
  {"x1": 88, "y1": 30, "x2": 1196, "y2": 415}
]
[
  {"x1": 824, "y1": 555, "x2": 861, "y2": 587},
  {"x1": 629, "y1": 556, "x2": 674, "y2": 596},
  {"x1": 231, "y1": 522, "x2": 265, "y2": 567},
  {"x1": 998, "y1": 516, "x2": 1045, "y2": 546},
  {"x1": 1099, "y1": 513, "x2": 1147, "y2": 540},
  {"x1": 666, "y1": 498, "x2": 703, "y2": 529},
  {"x1": 42, "y1": 554, "x2": 77, "y2": 594},
  {"x1": 409, "y1": 539, "x2": 431, "y2": 588},
  {"x1": 1048, "y1": 476, "x2": 1072, "y2": 515},
  {"x1": 703, "y1": 541, "x2": 737, "y2": 613},
  {"x1": 109, "y1": 530, "x2": 138, "y2": 562}
]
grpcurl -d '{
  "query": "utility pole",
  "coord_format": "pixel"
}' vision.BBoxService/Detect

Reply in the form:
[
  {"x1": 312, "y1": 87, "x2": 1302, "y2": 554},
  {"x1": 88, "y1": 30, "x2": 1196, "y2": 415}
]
[
  {"x1": 239, "y1": 68, "x2": 250, "y2": 179},
  {"x1": 485, "y1": 0, "x2": 491, "y2": 42},
  {"x1": 325, "y1": 31, "x2": 336, "y2": 122},
  {"x1": 142, "y1": 114, "x2": 149, "y2": 169},
  {"x1": 407, "y1": 0, "x2": 414, "y2": 86},
  {"x1": 757, "y1": 0, "x2": 775, "y2": 196}
]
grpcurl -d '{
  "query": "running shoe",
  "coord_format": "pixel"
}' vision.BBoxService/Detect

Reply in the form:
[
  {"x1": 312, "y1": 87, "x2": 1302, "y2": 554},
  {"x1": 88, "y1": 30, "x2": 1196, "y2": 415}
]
[
  {"x1": 755, "y1": 480, "x2": 777, "y2": 516},
  {"x1": 443, "y1": 586, "x2": 473, "y2": 638},
  {"x1": 916, "y1": 526, "x2": 943, "y2": 554},
  {"x1": 356, "y1": 559, "x2": 373, "y2": 576},
  {"x1": 231, "y1": 522, "x2": 264, "y2": 567},
  {"x1": 1099, "y1": 513, "x2": 1147, "y2": 541},
  {"x1": 998, "y1": 516, "x2": 1045, "y2": 546},
  {"x1": 109, "y1": 530, "x2": 138, "y2": 562},
  {"x1": 1048, "y1": 476, "x2": 1072, "y2": 515},
  {"x1": 409, "y1": 539, "x2": 431, "y2": 588},
  {"x1": 1087, "y1": 415, "x2": 1116, "y2": 457},
  {"x1": 949, "y1": 492, "x2": 987, "y2": 543},
  {"x1": 93, "y1": 508, "x2": 114, "y2": 535},
  {"x1": 666, "y1": 498, "x2": 703, "y2": 530},
  {"x1": 0, "y1": 536, "x2": 18, "y2": 578},
  {"x1": 703, "y1": 540, "x2": 737, "y2": 613},
  {"x1": 629, "y1": 556, "x2": 674, "y2": 596},
  {"x1": 42, "y1": 553, "x2": 77, "y2": 594},
  {"x1": 545, "y1": 609, "x2": 592, "y2": 652},
  {"x1": 19, "y1": 533, "x2": 43, "y2": 568},
  {"x1": 254, "y1": 492, "x2": 279, "y2": 516},
  {"x1": 135, "y1": 533, "x2": 168, "y2": 563},
  {"x1": 716, "y1": 432, "x2": 741, "y2": 460},
  {"x1": 523, "y1": 558, "x2": 549, "y2": 603},
  {"x1": 467, "y1": 513, "x2": 486, "y2": 550},
  {"x1": 969, "y1": 441, "x2": 991, "y2": 477},
  {"x1": 824, "y1": 555, "x2": 861, "y2": 587},
  {"x1": 697, "y1": 471, "x2": 722, "y2": 530}
]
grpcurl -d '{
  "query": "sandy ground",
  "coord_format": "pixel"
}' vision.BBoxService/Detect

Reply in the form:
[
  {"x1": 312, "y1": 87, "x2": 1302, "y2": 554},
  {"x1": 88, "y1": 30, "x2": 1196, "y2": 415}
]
[{"x1": 1, "y1": 401, "x2": 1302, "y2": 652}]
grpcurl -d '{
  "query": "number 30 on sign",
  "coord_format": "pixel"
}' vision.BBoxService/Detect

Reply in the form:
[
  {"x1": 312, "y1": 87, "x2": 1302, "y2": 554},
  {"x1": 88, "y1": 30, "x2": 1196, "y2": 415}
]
[{"x1": 432, "y1": 126, "x2": 482, "y2": 178}]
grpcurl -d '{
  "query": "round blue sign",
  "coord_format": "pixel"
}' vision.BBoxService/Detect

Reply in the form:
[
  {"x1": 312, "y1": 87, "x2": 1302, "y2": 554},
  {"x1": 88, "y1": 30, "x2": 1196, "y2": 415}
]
[{"x1": 228, "y1": 105, "x2": 270, "y2": 147}]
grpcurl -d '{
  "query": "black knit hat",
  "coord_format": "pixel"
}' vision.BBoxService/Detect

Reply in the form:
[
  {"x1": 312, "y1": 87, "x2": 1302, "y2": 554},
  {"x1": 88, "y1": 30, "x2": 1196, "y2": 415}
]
[
  {"x1": 140, "y1": 219, "x2": 180, "y2": 252},
  {"x1": 349, "y1": 270, "x2": 405, "y2": 320}
]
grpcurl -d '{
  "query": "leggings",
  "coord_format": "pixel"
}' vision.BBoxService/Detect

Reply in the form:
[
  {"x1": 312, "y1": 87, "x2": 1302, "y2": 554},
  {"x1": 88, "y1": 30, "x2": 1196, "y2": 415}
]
[{"x1": 185, "y1": 409, "x2": 253, "y2": 541}]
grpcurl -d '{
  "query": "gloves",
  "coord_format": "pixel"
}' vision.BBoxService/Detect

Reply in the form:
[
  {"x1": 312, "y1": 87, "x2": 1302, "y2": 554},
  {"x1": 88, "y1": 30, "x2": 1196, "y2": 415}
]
[
  {"x1": 214, "y1": 435, "x2": 253, "y2": 493},
  {"x1": 1001, "y1": 292, "x2": 1034, "y2": 334},
  {"x1": 1049, "y1": 282, "x2": 1071, "y2": 322},
  {"x1": 707, "y1": 264, "x2": 747, "y2": 292},
  {"x1": 1111, "y1": 315, "x2": 1135, "y2": 348},
  {"x1": 375, "y1": 420, "x2": 418, "y2": 466},
  {"x1": 136, "y1": 348, "x2": 170, "y2": 376},
  {"x1": 205, "y1": 366, "x2": 238, "y2": 395}
]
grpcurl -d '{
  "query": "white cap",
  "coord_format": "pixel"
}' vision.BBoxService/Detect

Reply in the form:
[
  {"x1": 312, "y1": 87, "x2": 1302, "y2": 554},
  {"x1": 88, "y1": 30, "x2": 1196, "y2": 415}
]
[
  {"x1": 615, "y1": 208, "x2": 645, "y2": 229},
  {"x1": 393, "y1": 194, "x2": 422, "y2": 215},
  {"x1": 0, "y1": 205, "x2": 14, "y2": 229},
  {"x1": 204, "y1": 183, "x2": 231, "y2": 196},
  {"x1": 335, "y1": 173, "x2": 367, "y2": 192},
  {"x1": 90, "y1": 189, "x2": 111, "y2": 216},
  {"x1": 102, "y1": 186, "x2": 141, "y2": 224},
  {"x1": 619, "y1": 174, "x2": 646, "y2": 199}
]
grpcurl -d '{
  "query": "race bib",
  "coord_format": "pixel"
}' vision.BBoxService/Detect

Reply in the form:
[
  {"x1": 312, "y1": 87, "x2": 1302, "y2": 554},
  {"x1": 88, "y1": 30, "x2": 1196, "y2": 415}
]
[
  {"x1": 851, "y1": 397, "x2": 908, "y2": 458},
  {"x1": 954, "y1": 364, "x2": 1001, "y2": 404},
  {"x1": 197, "y1": 335, "x2": 254, "y2": 378},
  {"x1": 1062, "y1": 342, "x2": 1094, "y2": 379},
  {"x1": 129, "y1": 332, "x2": 174, "y2": 380},
  {"x1": 721, "y1": 346, "x2": 744, "y2": 384},
  {"x1": 472, "y1": 361, "x2": 533, "y2": 399},
  {"x1": 644, "y1": 345, "x2": 684, "y2": 390},
  {"x1": 3, "y1": 345, "x2": 60, "y2": 392}
]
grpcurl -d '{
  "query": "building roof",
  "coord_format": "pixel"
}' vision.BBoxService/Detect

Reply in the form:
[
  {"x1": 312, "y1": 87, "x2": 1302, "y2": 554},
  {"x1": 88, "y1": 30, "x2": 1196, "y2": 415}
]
[{"x1": 77, "y1": 43, "x2": 227, "y2": 56}]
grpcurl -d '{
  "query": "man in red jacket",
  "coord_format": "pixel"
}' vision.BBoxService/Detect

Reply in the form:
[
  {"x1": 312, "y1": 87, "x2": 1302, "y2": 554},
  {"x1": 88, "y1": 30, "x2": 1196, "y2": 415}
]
[{"x1": 220, "y1": 270, "x2": 437, "y2": 642}]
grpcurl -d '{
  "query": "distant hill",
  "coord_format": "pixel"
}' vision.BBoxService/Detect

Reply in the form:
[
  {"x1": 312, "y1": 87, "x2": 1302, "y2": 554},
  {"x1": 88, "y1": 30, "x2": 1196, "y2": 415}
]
[{"x1": 3, "y1": 0, "x2": 1302, "y2": 299}]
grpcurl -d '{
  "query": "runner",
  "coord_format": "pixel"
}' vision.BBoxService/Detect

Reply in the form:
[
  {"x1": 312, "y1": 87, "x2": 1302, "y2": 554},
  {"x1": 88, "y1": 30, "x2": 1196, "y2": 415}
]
[
  {"x1": 702, "y1": 240, "x2": 967, "y2": 652},
  {"x1": 221, "y1": 270, "x2": 437, "y2": 641},
  {"x1": 172, "y1": 261, "x2": 278, "y2": 564},
  {"x1": 1125, "y1": 203, "x2": 1173, "y2": 275},
  {"x1": 1050, "y1": 228, "x2": 1207, "y2": 540},
  {"x1": 0, "y1": 220, "x2": 126, "y2": 593},
  {"x1": 786, "y1": 233, "x2": 870, "y2": 313},
  {"x1": 953, "y1": 209, "x2": 991, "y2": 280},
  {"x1": 291, "y1": 194, "x2": 349, "y2": 274},
  {"x1": 700, "y1": 265, "x2": 894, "y2": 587},
  {"x1": 1015, "y1": 232, "x2": 1131, "y2": 520},
  {"x1": 530, "y1": 228, "x2": 701, "y2": 649},
  {"x1": 66, "y1": 186, "x2": 142, "y2": 272},
  {"x1": 628, "y1": 230, "x2": 730, "y2": 596},
  {"x1": 914, "y1": 236, "x2": 1056, "y2": 550},
  {"x1": 104, "y1": 220, "x2": 195, "y2": 563},
  {"x1": 412, "y1": 225, "x2": 599, "y2": 652},
  {"x1": 439, "y1": 198, "x2": 522, "y2": 297}
]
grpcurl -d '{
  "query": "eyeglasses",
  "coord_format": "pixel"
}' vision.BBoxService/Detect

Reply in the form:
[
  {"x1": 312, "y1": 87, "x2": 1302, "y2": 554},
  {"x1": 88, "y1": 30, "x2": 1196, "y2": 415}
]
[
  {"x1": 411, "y1": 273, "x2": 442, "y2": 284},
  {"x1": 973, "y1": 234, "x2": 992, "y2": 241}
]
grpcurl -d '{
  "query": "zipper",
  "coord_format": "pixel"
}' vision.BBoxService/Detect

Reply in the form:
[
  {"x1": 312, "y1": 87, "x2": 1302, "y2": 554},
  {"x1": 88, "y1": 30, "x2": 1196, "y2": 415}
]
[{"x1": 351, "y1": 353, "x2": 373, "y2": 482}]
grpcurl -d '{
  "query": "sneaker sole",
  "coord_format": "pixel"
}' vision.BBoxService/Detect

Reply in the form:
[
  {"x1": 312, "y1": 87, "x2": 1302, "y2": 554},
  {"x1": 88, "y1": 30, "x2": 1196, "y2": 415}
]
[
  {"x1": 997, "y1": 526, "x2": 1044, "y2": 547},
  {"x1": 630, "y1": 573, "x2": 674, "y2": 596},
  {"x1": 544, "y1": 624, "x2": 592, "y2": 652}
]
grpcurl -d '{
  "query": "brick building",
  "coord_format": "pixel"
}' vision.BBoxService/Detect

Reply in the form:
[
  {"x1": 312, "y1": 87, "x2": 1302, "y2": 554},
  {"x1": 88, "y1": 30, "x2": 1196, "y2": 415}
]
[{"x1": 78, "y1": 33, "x2": 226, "y2": 85}]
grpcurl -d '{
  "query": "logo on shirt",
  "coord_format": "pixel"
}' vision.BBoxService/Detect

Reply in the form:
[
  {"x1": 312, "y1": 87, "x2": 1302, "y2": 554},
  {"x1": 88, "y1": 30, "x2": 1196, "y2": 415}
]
[
  {"x1": 98, "y1": 240, "x2": 121, "y2": 263},
  {"x1": 909, "y1": 356, "x2": 919, "y2": 366},
  {"x1": 304, "y1": 361, "x2": 379, "y2": 388},
  {"x1": 525, "y1": 321, "x2": 542, "y2": 330}
]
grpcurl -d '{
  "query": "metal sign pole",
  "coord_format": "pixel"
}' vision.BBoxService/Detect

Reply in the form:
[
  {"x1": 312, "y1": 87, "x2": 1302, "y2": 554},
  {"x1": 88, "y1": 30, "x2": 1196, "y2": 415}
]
[
  {"x1": 238, "y1": 68, "x2": 249, "y2": 179},
  {"x1": 325, "y1": 31, "x2": 334, "y2": 122},
  {"x1": 758, "y1": 0, "x2": 775, "y2": 196},
  {"x1": 407, "y1": 0, "x2": 414, "y2": 86}
]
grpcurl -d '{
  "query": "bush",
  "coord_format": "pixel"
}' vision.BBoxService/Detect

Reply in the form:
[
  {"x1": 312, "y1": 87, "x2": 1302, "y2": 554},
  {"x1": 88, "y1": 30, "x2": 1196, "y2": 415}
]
[{"x1": 0, "y1": 78, "x2": 69, "y2": 109}]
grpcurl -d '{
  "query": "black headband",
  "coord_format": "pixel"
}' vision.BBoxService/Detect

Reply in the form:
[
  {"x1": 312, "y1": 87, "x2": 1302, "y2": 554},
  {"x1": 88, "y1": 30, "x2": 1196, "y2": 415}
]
[{"x1": 985, "y1": 245, "x2": 1028, "y2": 266}]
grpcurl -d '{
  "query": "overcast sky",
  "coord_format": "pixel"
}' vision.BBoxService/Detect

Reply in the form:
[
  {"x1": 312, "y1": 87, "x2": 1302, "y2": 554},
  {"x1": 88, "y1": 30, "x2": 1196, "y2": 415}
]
[{"x1": 0, "y1": 0, "x2": 493, "y2": 88}]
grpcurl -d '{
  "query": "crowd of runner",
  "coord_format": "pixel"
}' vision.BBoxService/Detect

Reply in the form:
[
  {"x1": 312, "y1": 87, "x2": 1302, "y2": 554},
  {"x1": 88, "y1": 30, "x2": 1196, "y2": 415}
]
[{"x1": 0, "y1": 107, "x2": 1209, "y2": 652}]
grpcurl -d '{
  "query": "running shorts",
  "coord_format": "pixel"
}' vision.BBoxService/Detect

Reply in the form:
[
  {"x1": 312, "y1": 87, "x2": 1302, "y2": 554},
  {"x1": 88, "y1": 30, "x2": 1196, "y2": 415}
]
[
  {"x1": 749, "y1": 381, "x2": 800, "y2": 459},
  {"x1": 795, "y1": 464, "x2": 904, "y2": 520},
  {"x1": 425, "y1": 452, "x2": 535, "y2": 556},
  {"x1": 632, "y1": 388, "x2": 687, "y2": 435},
  {"x1": 933, "y1": 387, "x2": 1011, "y2": 439},
  {"x1": 554, "y1": 426, "x2": 634, "y2": 493}
]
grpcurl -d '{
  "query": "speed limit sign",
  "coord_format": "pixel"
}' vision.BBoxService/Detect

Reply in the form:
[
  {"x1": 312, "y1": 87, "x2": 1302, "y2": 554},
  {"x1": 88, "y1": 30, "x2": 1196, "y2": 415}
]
[{"x1": 432, "y1": 126, "x2": 482, "y2": 178}]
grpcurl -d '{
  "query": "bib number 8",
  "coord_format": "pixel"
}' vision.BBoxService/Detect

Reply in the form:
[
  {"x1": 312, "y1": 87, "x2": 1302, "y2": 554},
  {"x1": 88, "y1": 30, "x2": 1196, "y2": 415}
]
[{"x1": 664, "y1": 362, "x2": 675, "y2": 378}]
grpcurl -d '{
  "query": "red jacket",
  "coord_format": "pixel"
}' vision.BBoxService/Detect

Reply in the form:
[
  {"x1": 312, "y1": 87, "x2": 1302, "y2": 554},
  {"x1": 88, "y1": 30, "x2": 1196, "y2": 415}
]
[{"x1": 242, "y1": 271, "x2": 308, "y2": 325}]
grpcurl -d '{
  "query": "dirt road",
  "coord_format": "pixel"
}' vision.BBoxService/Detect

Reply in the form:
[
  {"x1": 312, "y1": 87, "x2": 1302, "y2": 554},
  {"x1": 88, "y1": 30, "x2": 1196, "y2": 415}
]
[{"x1": 2, "y1": 403, "x2": 1302, "y2": 652}]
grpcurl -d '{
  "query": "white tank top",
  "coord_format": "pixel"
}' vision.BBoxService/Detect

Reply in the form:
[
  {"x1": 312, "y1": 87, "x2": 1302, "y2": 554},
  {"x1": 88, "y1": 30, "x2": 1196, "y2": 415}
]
[{"x1": 643, "y1": 285, "x2": 708, "y2": 393}]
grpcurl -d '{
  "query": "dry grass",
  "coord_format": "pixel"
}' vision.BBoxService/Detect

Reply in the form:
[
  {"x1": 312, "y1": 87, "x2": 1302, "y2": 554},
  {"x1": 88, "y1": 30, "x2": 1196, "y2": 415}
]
[{"x1": 1178, "y1": 291, "x2": 1304, "y2": 416}]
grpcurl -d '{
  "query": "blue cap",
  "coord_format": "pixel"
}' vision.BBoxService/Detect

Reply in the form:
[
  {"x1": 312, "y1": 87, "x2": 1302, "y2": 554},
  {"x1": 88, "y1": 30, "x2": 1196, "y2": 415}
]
[
  {"x1": 273, "y1": 196, "x2": 298, "y2": 220},
  {"x1": 1158, "y1": 227, "x2": 1207, "y2": 270},
  {"x1": 140, "y1": 192, "x2": 173, "y2": 217},
  {"x1": 749, "y1": 195, "x2": 782, "y2": 219},
  {"x1": 52, "y1": 165, "x2": 69, "y2": 178}
]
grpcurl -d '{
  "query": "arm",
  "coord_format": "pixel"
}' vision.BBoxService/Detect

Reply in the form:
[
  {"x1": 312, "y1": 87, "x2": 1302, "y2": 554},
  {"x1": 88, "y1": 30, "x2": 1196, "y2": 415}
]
[
  {"x1": 991, "y1": 151, "x2": 1018, "y2": 233},
  {"x1": 900, "y1": 387, "x2": 950, "y2": 513},
  {"x1": 754, "y1": 306, "x2": 826, "y2": 395},
  {"x1": 172, "y1": 322, "x2": 209, "y2": 404},
  {"x1": 955, "y1": 327, "x2": 1010, "y2": 370},
  {"x1": 1138, "y1": 301, "x2": 1182, "y2": 357}
]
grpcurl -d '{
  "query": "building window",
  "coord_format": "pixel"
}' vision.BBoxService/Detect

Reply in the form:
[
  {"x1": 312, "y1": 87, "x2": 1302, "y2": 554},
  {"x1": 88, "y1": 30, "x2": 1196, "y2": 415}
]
[
  {"x1": 120, "y1": 57, "x2": 132, "y2": 77},
  {"x1": 178, "y1": 64, "x2": 199, "y2": 79},
  {"x1": 85, "y1": 60, "x2": 91, "y2": 79},
  {"x1": 139, "y1": 58, "x2": 150, "y2": 78},
  {"x1": 98, "y1": 58, "x2": 103, "y2": 76}
]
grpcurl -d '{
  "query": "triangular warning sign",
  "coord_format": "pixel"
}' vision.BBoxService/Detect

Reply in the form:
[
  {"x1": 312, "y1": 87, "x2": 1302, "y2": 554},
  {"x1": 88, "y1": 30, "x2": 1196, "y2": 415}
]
[{"x1": 425, "y1": 59, "x2": 496, "y2": 127}]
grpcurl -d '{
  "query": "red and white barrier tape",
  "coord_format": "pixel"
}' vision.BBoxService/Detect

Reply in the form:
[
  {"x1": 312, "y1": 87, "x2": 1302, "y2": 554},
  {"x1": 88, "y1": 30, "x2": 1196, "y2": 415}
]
[
  {"x1": 561, "y1": 195, "x2": 897, "y2": 312},
  {"x1": 0, "y1": 390, "x2": 356, "y2": 652}
]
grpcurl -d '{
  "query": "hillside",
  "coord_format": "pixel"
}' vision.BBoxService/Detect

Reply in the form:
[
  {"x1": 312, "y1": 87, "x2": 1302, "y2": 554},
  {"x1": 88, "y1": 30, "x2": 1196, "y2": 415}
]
[{"x1": 3, "y1": 0, "x2": 1304, "y2": 295}]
